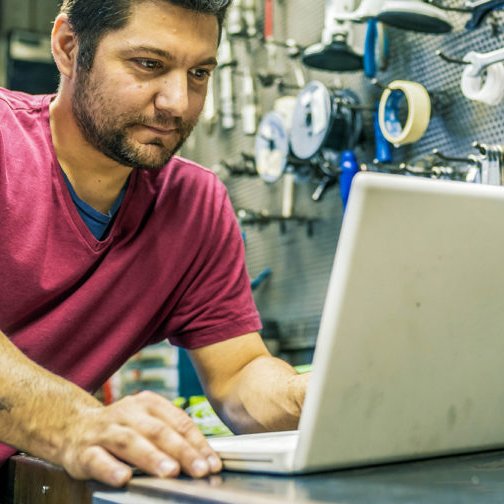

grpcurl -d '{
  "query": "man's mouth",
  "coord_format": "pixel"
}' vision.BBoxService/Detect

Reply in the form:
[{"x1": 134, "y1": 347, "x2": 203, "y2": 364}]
[{"x1": 142, "y1": 124, "x2": 179, "y2": 135}]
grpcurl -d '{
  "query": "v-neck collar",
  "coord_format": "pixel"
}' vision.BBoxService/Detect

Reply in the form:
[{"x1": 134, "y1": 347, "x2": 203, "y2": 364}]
[{"x1": 42, "y1": 95, "x2": 138, "y2": 252}]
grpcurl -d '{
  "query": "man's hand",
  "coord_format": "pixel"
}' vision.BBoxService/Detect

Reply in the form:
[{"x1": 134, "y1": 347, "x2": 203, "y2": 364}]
[
  {"x1": 190, "y1": 333, "x2": 311, "y2": 434},
  {"x1": 60, "y1": 391, "x2": 222, "y2": 487},
  {"x1": 0, "y1": 332, "x2": 221, "y2": 487}
]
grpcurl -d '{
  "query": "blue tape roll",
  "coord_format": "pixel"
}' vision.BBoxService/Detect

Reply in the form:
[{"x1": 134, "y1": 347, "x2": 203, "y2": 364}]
[{"x1": 382, "y1": 89, "x2": 404, "y2": 140}]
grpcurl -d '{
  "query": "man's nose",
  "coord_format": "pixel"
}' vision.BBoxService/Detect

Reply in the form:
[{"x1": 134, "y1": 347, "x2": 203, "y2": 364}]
[{"x1": 154, "y1": 71, "x2": 189, "y2": 117}]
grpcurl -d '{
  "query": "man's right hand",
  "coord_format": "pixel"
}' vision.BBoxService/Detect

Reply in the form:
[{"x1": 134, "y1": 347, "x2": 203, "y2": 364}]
[
  {"x1": 0, "y1": 332, "x2": 221, "y2": 488},
  {"x1": 59, "y1": 390, "x2": 222, "y2": 486}
]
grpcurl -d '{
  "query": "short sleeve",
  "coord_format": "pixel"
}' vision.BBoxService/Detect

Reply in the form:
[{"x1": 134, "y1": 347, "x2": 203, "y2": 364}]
[{"x1": 165, "y1": 184, "x2": 262, "y2": 349}]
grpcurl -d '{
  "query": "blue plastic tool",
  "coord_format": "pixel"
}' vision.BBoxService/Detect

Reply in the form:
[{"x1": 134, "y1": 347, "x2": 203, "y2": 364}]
[
  {"x1": 364, "y1": 20, "x2": 378, "y2": 78},
  {"x1": 364, "y1": 20, "x2": 389, "y2": 78},
  {"x1": 373, "y1": 110, "x2": 393, "y2": 163},
  {"x1": 339, "y1": 151, "x2": 359, "y2": 212}
]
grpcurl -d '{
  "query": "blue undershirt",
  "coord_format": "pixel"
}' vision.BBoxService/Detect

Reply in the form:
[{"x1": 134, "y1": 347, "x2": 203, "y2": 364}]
[{"x1": 61, "y1": 169, "x2": 129, "y2": 240}]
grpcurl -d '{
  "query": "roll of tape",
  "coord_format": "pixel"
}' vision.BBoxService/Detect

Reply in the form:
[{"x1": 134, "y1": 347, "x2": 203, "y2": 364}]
[
  {"x1": 461, "y1": 62, "x2": 504, "y2": 106},
  {"x1": 378, "y1": 80, "x2": 431, "y2": 146}
]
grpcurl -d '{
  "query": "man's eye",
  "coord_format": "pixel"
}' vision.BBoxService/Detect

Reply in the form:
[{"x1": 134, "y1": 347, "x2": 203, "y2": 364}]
[
  {"x1": 190, "y1": 68, "x2": 211, "y2": 81},
  {"x1": 136, "y1": 59, "x2": 162, "y2": 70}
]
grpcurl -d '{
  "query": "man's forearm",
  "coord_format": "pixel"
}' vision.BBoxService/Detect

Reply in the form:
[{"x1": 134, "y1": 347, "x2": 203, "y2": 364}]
[
  {"x1": 216, "y1": 355, "x2": 310, "y2": 434},
  {"x1": 0, "y1": 330, "x2": 101, "y2": 462},
  {"x1": 0, "y1": 331, "x2": 222, "y2": 486}
]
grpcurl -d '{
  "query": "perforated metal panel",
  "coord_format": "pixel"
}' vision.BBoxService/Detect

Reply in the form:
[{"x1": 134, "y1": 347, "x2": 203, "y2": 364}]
[{"x1": 185, "y1": 1, "x2": 504, "y2": 363}]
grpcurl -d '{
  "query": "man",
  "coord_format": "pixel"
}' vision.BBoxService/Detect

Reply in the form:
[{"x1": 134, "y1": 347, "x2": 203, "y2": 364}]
[{"x1": 0, "y1": 0, "x2": 309, "y2": 489}]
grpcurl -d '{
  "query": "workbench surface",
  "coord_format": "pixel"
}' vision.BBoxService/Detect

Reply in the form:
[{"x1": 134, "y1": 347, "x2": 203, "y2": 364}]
[{"x1": 3, "y1": 449, "x2": 504, "y2": 504}]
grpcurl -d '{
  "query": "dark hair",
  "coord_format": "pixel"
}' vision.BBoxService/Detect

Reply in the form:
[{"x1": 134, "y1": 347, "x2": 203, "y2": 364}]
[{"x1": 59, "y1": 0, "x2": 231, "y2": 71}]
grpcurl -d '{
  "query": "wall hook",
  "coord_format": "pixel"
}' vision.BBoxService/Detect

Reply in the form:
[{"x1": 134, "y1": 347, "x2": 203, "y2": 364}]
[
  {"x1": 432, "y1": 148, "x2": 476, "y2": 164},
  {"x1": 436, "y1": 50, "x2": 470, "y2": 66}
]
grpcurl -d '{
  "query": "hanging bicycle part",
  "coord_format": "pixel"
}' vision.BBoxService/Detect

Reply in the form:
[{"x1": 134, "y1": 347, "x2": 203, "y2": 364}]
[
  {"x1": 339, "y1": 0, "x2": 453, "y2": 34},
  {"x1": 364, "y1": 20, "x2": 389, "y2": 77},
  {"x1": 290, "y1": 82, "x2": 363, "y2": 200},
  {"x1": 237, "y1": 208, "x2": 319, "y2": 237},
  {"x1": 470, "y1": 142, "x2": 504, "y2": 185},
  {"x1": 433, "y1": 144, "x2": 504, "y2": 184},
  {"x1": 256, "y1": 39, "x2": 307, "y2": 94},
  {"x1": 227, "y1": 0, "x2": 246, "y2": 36},
  {"x1": 243, "y1": 0, "x2": 258, "y2": 38},
  {"x1": 437, "y1": 48, "x2": 504, "y2": 106},
  {"x1": 464, "y1": 0, "x2": 504, "y2": 30},
  {"x1": 255, "y1": 111, "x2": 291, "y2": 183},
  {"x1": 369, "y1": 143, "x2": 504, "y2": 184},
  {"x1": 255, "y1": 97, "x2": 311, "y2": 184},
  {"x1": 241, "y1": 63, "x2": 258, "y2": 135},
  {"x1": 303, "y1": 0, "x2": 364, "y2": 72},
  {"x1": 291, "y1": 82, "x2": 363, "y2": 160},
  {"x1": 219, "y1": 153, "x2": 258, "y2": 177},
  {"x1": 368, "y1": 153, "x2": 477, "y2": 182}
]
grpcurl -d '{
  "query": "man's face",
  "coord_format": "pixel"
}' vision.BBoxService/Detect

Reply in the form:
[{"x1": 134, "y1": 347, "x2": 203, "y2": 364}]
[{"x1": 71, "y1": 0, "x2": 219, "y2": 170}]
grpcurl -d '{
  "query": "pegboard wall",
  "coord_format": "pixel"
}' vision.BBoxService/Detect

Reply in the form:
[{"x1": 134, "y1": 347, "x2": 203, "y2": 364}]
[{"x1": 182, "y1": 1, "x2": 504, "y2": 365}]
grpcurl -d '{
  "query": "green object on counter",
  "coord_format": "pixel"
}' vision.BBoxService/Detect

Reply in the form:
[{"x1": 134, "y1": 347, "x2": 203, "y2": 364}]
[
  {"x1": 172, "y1": 396, "x2": 186, "y2": 409},
  {"x1": 174, "y1": 365, "x2": 312, "y2": 437},
  {"x1": 175, "y1": 395, "x2": 232, "y2": 437},
  {"x1": 295, "y1": 364, "x2": 312, "y2": 374}
]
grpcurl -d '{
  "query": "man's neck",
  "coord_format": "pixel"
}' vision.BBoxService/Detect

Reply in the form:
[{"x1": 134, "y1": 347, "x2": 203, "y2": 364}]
[{"x1": 49, "y1": 92, "x2": 133, "y2": 214}]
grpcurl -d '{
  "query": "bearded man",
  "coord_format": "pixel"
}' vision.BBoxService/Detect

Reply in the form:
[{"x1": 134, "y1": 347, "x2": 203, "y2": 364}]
[{"x1": 0, "y1": 0, "x2": 308, "y2": 488}]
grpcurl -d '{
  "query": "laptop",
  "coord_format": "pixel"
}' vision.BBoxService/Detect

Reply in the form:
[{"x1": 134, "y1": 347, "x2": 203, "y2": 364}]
[{"x1": 208, "y1": 171, "x2": 504, "y2": 474}]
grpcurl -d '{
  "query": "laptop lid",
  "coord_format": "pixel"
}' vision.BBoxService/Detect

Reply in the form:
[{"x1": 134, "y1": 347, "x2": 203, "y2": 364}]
[{"x1": 293, "y1": 172, "x2": 504, "y2": 472}]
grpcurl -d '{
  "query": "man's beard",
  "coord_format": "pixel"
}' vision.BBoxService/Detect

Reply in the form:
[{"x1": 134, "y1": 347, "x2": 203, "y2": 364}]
[{"x1": 71, "y1": 66, "x2": 196, "y2": 170}]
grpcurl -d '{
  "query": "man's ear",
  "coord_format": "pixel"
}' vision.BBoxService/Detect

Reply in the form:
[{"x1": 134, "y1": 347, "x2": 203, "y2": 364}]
[{"x1": 51, "y1": 14, "x2": 78, "y2": 79}]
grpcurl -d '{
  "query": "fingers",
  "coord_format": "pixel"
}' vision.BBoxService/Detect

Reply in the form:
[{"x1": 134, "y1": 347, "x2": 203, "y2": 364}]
[
  {"x1": 148, "y1": 400, "x2": 222, "y2": 471},
  {"x1": 136, "y1": 392, "x2": 222, "y2": 476},
  {"x1": 63, "y1": 391, "x2": 222, "y2": 486},
  {"x1": 101, "y1": 423, "x2": 181, "y2": 478},
  {"x1": 66, "y1": 446, "x2": 133, "y2": 487},
  {"x1": 146, "y1": 417, "x2": 221, "y2": 476},
  {"x1": 100, "y1": 419, "x2": 204, "y2": 478}
]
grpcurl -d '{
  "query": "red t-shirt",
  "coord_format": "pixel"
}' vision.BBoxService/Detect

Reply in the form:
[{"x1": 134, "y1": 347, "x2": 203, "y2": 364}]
[{"x1": 0, "y1": 87, "x2": 262, "y2": 464}]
